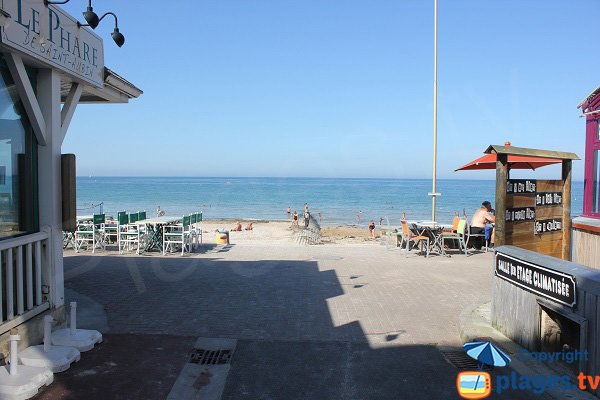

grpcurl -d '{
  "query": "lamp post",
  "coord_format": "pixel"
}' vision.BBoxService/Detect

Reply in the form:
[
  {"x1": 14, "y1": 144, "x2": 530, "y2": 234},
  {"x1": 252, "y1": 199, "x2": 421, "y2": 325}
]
[{"x1": 429, "y1": 0, "x2": 440, "y2": 222}]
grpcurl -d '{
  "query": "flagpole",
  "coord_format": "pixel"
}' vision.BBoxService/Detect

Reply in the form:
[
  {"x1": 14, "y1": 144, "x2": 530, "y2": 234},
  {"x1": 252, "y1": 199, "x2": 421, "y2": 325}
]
[{"x1": 430, "y1": 0, "x2": 439, "y2": 222}]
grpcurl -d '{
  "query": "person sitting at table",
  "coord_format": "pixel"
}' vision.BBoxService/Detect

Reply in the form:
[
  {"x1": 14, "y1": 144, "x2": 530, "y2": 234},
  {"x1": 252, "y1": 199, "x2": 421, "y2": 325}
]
[
  {"x1": 231, "y1": 222, "x2": 242, "y2": 232},
  {"x1": 470, "y1": 201, "x2": 495, "y2": 249}
]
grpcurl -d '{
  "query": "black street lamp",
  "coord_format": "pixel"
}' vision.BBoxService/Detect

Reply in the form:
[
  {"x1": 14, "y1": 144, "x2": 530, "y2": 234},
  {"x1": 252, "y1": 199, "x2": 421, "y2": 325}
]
[{"x1": 44, "y1": 0, "x2": 125, "y2": 47}]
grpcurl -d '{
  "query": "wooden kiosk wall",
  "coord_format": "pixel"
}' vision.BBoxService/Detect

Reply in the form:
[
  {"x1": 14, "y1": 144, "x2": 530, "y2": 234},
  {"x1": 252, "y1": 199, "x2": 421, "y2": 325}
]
[{"x1": 489, "y1": 145, "x2": 578, "y2": 260}]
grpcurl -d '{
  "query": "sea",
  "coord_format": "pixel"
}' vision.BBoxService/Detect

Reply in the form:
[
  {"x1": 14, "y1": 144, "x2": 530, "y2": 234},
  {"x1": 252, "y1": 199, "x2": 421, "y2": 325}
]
[{"x1": 76, "y1": 177, "x2": 585, "y2": 226}]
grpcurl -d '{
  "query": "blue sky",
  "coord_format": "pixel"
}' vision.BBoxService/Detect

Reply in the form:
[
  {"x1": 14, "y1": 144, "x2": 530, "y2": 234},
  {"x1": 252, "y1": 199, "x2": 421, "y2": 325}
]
[{"x1": 60, "y1": 0, "x2": 597, "y2": 179}]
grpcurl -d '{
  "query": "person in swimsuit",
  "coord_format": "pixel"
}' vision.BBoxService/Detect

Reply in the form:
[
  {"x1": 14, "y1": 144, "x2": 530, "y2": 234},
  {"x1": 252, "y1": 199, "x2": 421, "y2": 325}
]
[
  {"x1": 368, "y1": 220, "x2": 376, "y2": 238},
  {"x1": 287, "y1": 207, "x2": 291, "y2": 219},
  {"x1": 292, "y1": 211, "x2": 299, "y2": 226}
]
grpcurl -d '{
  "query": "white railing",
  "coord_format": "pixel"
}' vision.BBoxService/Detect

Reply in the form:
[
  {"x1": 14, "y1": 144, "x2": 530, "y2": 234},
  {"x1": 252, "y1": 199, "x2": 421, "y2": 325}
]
[{"x1": 0, "y1": 232, "x2": 50, "y2": 334}]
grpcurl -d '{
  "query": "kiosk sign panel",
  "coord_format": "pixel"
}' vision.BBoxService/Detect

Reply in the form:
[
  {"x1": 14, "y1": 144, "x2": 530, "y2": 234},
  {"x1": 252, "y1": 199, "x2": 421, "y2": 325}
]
[
  {"x1": 0, "y1": 0, "x2": 104, "y2": 87},
  {"x1": 495, "y1": 251, "x2": 576, "y2": 307}
]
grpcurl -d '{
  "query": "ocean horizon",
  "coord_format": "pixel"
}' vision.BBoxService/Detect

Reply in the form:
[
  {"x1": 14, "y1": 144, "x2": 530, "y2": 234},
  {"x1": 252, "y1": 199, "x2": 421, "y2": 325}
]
[{"x1": 76, "y1": 177, "x2": 585, "y2": 226}]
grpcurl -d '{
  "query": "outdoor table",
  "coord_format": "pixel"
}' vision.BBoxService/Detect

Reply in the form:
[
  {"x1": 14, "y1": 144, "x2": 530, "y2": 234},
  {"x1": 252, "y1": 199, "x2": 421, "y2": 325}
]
[
  {"x1": 136, "y1": 216, "x2": 180, "y2": 252},
  {"x1": 411, "y1": 221, "x2": 452, "y2": 255}
]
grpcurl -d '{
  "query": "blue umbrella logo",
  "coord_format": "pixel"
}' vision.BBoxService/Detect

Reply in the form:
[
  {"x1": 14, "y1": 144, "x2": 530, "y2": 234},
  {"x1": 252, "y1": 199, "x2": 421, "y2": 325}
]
[{"x1": 463, "y1": 341, "x2": 511, "y2": 368}]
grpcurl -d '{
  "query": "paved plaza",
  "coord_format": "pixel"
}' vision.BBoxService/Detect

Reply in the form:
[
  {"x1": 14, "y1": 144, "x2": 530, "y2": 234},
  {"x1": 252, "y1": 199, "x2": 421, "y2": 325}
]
[{"x1": 37, "y1": 243, "x2": 545, "y2": 399}]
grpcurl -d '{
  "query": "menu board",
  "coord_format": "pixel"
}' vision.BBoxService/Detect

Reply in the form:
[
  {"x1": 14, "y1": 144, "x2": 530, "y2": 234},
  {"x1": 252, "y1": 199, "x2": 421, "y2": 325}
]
[{"x1": 505, "y1": 179, "x2": 564, "y2": 258}]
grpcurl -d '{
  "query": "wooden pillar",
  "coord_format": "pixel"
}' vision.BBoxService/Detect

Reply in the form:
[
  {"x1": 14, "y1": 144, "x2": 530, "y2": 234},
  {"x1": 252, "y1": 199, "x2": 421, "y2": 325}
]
[
  {"x1": 562, "y1": 160, "x2": 572, "y2": 260},
  {"x1": 495, "y1": 154, "x2": 508, "y2": 246}
]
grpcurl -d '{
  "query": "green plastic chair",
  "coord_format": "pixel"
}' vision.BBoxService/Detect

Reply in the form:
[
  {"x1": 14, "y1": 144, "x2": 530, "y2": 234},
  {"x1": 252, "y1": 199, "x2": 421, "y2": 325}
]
[{"x1": 441, "y1": 219, "x2": 468, "y2": 256}]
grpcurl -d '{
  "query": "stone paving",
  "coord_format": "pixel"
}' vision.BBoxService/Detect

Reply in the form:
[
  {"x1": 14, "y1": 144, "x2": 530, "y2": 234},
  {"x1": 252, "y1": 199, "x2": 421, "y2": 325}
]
[
  {"x1": 53, "y1": 243, "x2": 521, "y2": 399},
  {"x1": 63, "y1": 243, "x2": 494, "y2": 348}
]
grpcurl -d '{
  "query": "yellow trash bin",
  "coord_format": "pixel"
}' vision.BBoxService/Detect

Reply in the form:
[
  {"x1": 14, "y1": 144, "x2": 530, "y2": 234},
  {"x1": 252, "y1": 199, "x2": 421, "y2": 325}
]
[{"x1": 215, "y1": 231, "x2": 229, "y2": 245}]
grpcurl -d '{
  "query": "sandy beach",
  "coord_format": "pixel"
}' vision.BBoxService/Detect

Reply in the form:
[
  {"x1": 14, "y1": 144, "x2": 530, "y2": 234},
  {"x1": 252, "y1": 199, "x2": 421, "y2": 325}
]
[{"x1": 200, "y1": 219, "x2": 383, "y2": 246}]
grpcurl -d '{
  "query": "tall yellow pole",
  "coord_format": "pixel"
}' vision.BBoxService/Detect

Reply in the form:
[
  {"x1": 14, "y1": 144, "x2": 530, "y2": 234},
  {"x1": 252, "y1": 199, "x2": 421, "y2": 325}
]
[{"x1": 431, "y1": 0, "x2": 438, "y2": 222}]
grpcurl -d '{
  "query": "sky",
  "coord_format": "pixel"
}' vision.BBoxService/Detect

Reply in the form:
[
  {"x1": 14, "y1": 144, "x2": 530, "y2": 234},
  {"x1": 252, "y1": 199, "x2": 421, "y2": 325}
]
[{"x1": 59, "y1": 0, "x2": 598, "y2": 180}]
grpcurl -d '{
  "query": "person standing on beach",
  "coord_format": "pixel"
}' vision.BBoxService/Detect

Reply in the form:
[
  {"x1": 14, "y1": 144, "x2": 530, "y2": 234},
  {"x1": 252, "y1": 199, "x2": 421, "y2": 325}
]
[
  {"x1": 304, "y1": 203, "x2": 309, "y2": 213},
  {"x1": 292, "y1": 211, "x2": 299, "y2": 226},
  {"x1": 368, "y1": 220, "x2": 376, "y2": 238},
  {"x1": 304, "y1": 210, "x2": 310, "y2": 228},
  {"x1": 287, "y1": 206, "x2": 291, "y2": 219},
  {"x1": 356, "y1": 210, "x2": 362, "y2": 225}
]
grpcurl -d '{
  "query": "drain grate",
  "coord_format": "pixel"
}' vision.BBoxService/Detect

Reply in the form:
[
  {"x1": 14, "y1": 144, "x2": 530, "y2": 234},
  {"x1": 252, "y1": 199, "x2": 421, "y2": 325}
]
[
  {"x1": 439, "y1": 350, "x2": 493, "y2": 371},
  {"x1": 188, "y1": 349, "x2": 232, "y2": 365}
]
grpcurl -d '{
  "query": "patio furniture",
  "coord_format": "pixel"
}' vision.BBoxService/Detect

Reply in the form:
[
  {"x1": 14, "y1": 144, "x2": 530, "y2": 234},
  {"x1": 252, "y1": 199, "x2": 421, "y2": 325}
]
[
  {"x1": 194, "y1": 212, "x2": 203, "y2": 245},
  {"x1": 136, "y1": 216, "x2": 181, "y2": 252},
  {"x1": 401, "y1": 220, "x2": 429, "y2": 257},
  {"x1": 440, "y1": 219, "x2": 468, "y2": 256},
  {"x1": 163, "y1": 215, "x2": 192, "y2": 255},
  {"x1": 74, "y1": 214, "x2": 105, "y2": 253},
  {"x1": 118, "y1": 211, "x2": 144, "y2": 254},
  {"x1": 379, "y1": 225, "x2": 403, "y2": 249},
  {"x1": 466, "y1": 222, "x2": 488, "y2": 252},
  {"x1": 102, "y1": 216, "x2": 119, "y2": 248}
]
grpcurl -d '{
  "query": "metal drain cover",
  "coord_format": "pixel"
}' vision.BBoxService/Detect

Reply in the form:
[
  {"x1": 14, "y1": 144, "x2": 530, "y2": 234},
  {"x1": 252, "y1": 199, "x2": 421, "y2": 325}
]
[
  {"x1": 188, "y1": 349, "x2": 232, "y2": 365},
  {"x1": 439, "y1": 349, "x2": 493, "y2": 371}
]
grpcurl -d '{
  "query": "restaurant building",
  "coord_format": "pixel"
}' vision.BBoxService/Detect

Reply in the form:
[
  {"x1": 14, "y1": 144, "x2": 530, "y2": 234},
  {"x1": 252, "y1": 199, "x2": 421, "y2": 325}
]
[
  {"x1": 0, "y1": 0, "x2": 141, "y2": 352},
  {"x1": 574, "y1": 87, "x2": 600, "y2": 268}
]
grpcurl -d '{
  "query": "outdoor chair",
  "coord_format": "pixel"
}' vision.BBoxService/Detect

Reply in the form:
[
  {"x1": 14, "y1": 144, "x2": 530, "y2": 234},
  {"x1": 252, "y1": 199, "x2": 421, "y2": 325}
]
[
  {"x1": 163, "y1": 215, "x2": 192, "y2": 256},
  {"x1": 441, "y1": 215, "x2": 460, "y2": 234},
  {"x1": 400, "y1": 220, "x2": 429, "y2": 257},
  {"x1": 466, "y1": 222, "x2": 488, "y2": 252},
  {"x1": 440, "y1": 219, "x2": 468, "y2": 257},
  {"x1": 102, "y1": 217, "x2": 119, "y2": 248},
  {"x1": 74, "y1": 214, "x2": 105, "y2": 253},
  {"x1": 193, "y1": 212, "x2": 203, "y2": 245},
  {"x1": 118, "y1": 211, "x2": 143, "y2": 254}
]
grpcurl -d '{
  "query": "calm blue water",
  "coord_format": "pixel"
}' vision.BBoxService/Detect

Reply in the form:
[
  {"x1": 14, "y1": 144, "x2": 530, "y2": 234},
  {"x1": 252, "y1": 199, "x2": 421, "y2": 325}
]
[{"x1": 76, "y1": 177, "x2": 584, "y2": 226}]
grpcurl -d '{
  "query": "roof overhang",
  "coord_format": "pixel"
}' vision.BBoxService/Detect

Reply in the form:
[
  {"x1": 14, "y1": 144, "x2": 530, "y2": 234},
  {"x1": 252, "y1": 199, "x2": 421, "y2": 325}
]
[
  {"x1": 577, "y1": 84, "x2": 600, "y2": 111},
  {"x1": 484, "y1": 145, "x2": 580, "y2": 160},
  {"x1": 60, "y1": 67, "x2": 143, "y2": 104}
]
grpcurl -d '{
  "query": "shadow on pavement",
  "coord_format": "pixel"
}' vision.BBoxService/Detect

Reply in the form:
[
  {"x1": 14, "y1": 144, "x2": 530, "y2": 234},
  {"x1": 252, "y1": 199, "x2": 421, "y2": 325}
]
[{"x1": 43, "y1": 255, "x2": 551, "y2": 399}]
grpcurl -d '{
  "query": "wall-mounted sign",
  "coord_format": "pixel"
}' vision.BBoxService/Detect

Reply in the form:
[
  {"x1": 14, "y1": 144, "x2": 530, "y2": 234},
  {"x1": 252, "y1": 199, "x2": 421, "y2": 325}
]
[
  {"x1": 495, "y1": 251, "x2": 576, "y2": 307},
  {"x1": 505, "y1": 207, "x2": 535, "y2": 222},
  {"x1": 535, "y1": 192, "x2": 562, "y2": 206},
  {"x1": 535, "y1": 218, "x2": 562, "y2": 234},
  {"x1": 507, "y1": 179, "x2": 537, "y2": 194},
  {"x1": 0, "y1": 0, "x2": 105, "y2": 87}
]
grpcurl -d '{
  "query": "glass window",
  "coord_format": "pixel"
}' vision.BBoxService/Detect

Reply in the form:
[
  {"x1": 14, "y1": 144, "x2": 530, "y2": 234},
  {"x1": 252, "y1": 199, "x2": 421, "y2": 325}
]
[{"x1": 0, "y1": 57, "x2": 38, "y2": 239}]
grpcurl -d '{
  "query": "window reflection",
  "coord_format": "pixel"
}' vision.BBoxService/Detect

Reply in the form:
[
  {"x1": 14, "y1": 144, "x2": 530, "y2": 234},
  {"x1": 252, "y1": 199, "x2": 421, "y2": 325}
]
[{"x1": 0, "y1": 58, "x2": 37, "y2": 239}]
